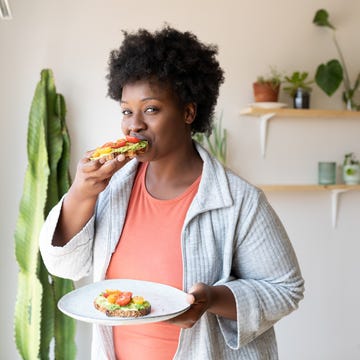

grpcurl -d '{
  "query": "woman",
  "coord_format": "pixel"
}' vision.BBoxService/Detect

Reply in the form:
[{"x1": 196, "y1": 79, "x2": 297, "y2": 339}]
[{"x1": 40, "y1": 26, "x2": 304, "y2": 359}]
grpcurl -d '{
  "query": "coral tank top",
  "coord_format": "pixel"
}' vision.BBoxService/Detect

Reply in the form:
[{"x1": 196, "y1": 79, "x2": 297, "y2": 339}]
[{"x1": 106, "y1": 162, "x2": 200, "y2": 360}]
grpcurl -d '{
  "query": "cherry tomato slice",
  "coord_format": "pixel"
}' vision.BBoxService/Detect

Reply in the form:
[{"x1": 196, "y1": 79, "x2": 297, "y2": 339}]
[
  {"x1": 107, "y1": 293, "x2": 119, "y2": 304},
  {"x1": 126, "y1": 135, "x2": 140, "y2": 143},
  {"x1": 111, "y1": 139, "x2": 127, "y2": 148},
  {"x1": 116, "y1": 292, "x2": 132, "y2": 306}
]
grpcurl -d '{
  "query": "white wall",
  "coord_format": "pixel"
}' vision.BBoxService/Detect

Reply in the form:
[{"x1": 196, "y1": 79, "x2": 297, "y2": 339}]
[{"x1": 1, "y1": 1, "x2": 359, "y2": 359}]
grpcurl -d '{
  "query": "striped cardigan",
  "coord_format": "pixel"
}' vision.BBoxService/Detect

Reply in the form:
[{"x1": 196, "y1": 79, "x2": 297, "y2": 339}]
[{"x1": 40, "y1": 144, "x2": 304, "y2": 359}]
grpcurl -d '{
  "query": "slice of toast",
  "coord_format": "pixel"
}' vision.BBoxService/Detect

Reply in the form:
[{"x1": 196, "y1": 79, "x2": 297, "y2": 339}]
[{"x1": 94, "y1": 291, "x2": 151, "y2": 318}]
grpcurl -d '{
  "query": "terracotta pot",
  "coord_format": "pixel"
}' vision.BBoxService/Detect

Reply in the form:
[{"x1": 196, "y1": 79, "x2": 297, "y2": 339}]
[{"x1": 253, "y1": 82, "x2": 280, "y2": 102}]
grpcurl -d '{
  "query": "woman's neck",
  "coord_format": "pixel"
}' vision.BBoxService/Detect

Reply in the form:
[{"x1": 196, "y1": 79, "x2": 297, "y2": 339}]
[{"x1": 145, "y1": 143, "x2": 203, "y2": 199}]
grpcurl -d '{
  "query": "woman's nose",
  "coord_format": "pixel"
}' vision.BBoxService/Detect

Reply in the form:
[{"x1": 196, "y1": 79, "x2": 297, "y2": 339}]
[{"x1": 125, "y1": 112, "x2": 146, "y2": 133}]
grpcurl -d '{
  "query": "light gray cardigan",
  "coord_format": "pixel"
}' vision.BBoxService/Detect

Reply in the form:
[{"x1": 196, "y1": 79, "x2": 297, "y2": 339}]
[{"x1": 40, "y1": 144, "x2": 304, "y2": 359}]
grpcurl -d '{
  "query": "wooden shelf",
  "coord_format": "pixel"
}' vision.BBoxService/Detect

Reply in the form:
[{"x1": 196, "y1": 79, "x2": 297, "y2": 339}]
[
  {"x1": 239, "y1": 107, "x2": 360, "y2": 157},
  {"x1": 240, "y1": 108, "x2": 360, "y2": 226},
  {"x1": 258, "y1": 184, "x2": 360, "y2": 192},
  {"x1": 240, "y1": 107, "x2": 360, "y2": 118},
  {"x1": 258, "y1": 184, "x2": 360, "y2": 228}
]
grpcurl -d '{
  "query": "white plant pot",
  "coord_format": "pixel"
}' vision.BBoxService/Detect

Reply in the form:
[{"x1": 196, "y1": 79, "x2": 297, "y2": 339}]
[{"x1": 343, "y1": 164, "x2": 360, "y2": 184}]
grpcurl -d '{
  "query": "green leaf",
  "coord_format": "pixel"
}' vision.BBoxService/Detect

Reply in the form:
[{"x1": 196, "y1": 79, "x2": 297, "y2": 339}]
[
  {"x1": 39, "y1": 259, "x2": 55, "y2": 360},
  {"x1": 315, "y1": 59, "x2": 343, "y2": 96},
  {"x1": 14, "y1": 79, "x2": 50, "y2": 273},
  {"x1": 14, "y1": 70, "x2": 51, "y2": 359},
  {"x1": 53, "y1": 276, "x2": 77, "y2": 360},
  {"x1": 14, "y1": 272, "x2": 43, "y2": 359},
  {"x1": 44, "y1": 72, "x2": 63, "y2": 215},
  {"x1": 313, "y1": 9, "x2": 335, "y2": 29},
  {"x1": 195, "y1": 112, "x2": 227, "y2": 165},
  {"x1": 56, "y1": 94, "x2": 72, "y2": 197}
]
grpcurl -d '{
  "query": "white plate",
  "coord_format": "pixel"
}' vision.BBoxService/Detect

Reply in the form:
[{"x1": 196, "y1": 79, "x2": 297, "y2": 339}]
[
  {"x1": 58, "y1": 279, "x2": 190, "y2": 326},
  {"x1": 249, "y1": 102, "x2": 288, "y2": 109}
]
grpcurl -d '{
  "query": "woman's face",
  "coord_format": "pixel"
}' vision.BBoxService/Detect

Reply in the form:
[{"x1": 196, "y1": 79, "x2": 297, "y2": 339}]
[{"x1": 120, "y1": 80, "x2": 195, "y2": 162}]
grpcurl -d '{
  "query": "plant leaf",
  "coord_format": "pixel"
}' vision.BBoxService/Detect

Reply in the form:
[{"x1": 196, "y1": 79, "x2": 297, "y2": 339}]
[
  {"x1": 14, "y1": 272, "x2": 43, "y2": 359},
  {"x1": 315, "y1": 59, "x2": 343, "y2": 96},
  {"x1": 53, "y1": 276, "x2": 77, "y2": 359},
  {"x1": 14, "y1": 70, "x2": 51, "y2": 359},
  {"x1": 38, "y1": 258, "x2": 55, "y2": 360},
  {"x1": 313, "y1": 9, "x2": 335, "y2": 29},
  {"x1": 56, "y1": 94, "x2": 72, "y2": 196}
]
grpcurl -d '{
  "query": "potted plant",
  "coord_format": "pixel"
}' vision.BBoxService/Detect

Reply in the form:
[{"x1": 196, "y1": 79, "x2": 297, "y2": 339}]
[
  {"x1": 343, "y1": 153, "x2": 360, "y2": 184},
  {"x1": 283, "y1": 71, "x2": 314, "y2": 109},
  {"x1": 313, "y1": 9, "x2": 360, "y2": 110},
  {"x1": 253, "y1": 67, "x2": 282, "y2": 102}
]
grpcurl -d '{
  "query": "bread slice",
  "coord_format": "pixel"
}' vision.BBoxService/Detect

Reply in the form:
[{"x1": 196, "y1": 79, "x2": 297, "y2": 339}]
[
  {"x1": 90, "y1": 139, "x2": 148, "y2": 161},
  {"x1": 94, "y1": 291, "x2": 151, "y2": 318}
]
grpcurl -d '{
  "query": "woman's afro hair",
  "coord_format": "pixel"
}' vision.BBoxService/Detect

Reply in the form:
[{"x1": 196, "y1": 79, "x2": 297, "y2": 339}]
[{"x1": 107, "y1": 26, "x2": 224, "y2": 135}]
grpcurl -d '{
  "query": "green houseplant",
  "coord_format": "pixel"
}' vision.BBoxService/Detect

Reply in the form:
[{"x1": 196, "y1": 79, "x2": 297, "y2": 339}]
[
  {"x1": 14, "y1": 69, "x2": 76, "y2": 359},
  {"x1": 343, "y1": 153, "x2": 360, "y2": 184},
  {"x1": 193, "y1": 112, "x2": 227, "y2": 165},
  {"x1": 253, "y1": 67, "x2": 282, "y2": 102},
  {"x1": 313, "y1": 9, "x2": 360, "y2": 110},
  {"x1": 283, "y1": 71, "x2": 314, "y2": 108}
]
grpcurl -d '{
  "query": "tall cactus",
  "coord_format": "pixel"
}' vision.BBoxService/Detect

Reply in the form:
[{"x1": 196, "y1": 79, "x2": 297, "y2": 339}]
[{"x1": 14, "y1": 69, "x2": 76, "y2": 359}]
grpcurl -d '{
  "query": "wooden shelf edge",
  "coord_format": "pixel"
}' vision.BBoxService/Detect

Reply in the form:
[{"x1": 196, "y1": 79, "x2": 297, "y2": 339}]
[
  {"x1": 240, "y1": 107, "x2": 360, "y2": 118},
  {"x1": 258, "y1": 184, "x2": 360, "y2": 192}
]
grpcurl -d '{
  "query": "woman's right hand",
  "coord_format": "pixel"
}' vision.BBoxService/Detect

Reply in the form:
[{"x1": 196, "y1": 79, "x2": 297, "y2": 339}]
[{"x1": 69, "y1": 152, "x2": 129, "y2": 202}]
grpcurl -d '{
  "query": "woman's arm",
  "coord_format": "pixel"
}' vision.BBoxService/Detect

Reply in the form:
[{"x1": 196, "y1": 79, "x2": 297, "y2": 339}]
[
  {"x1": 169, "y1": 190, "x2": 304, "y2": 340},
  {"x1": 53, "y1": 153, "x2": 128, "y2": 246}
]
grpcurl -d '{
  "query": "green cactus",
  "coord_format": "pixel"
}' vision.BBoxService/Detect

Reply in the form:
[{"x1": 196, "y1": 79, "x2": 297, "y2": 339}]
[{"x1": 14, "y1": 69, "x2": 76, "y2": 359}]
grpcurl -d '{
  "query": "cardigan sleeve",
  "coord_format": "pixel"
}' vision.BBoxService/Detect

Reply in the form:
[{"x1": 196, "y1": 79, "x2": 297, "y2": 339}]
[
  {"x1": 39, "y1": 196, "x2": 95, "y2": 281},
  {"x1": 217, "y1": 190, "x2": 304, "y2": 349}
]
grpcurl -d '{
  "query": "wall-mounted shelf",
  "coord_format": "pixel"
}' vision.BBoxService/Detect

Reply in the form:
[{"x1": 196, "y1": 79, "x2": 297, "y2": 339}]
[
  {"x1": 258, "y1": 184, "x2": 360, "y2": 228},
  {"x1": 240, "y1": 107, "x2": 360, "y2": 118},
  {"x1": 240, "y1": 107, "x2": 360, "y2": 157}
]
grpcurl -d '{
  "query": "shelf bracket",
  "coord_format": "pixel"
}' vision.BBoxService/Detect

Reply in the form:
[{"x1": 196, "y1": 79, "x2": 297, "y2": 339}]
[
  {"x1": 259, "y1": 113, "x2": 276, "y2": 158},
  {"x1": 330, "y1": 189, "x2": 348, "y2": 228}
]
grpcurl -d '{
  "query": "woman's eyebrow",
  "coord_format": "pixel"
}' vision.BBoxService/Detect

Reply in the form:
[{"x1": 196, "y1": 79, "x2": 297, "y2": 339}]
[{"x1": 120, "y1": 97, "x2": 160, "y2": 104}]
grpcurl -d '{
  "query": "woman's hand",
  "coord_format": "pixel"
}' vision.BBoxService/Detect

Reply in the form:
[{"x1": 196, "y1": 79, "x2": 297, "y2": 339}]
[
  {"x1": 69, "y1": 152, "x2": 129, "y2": 202},
  {"x1": 167, "y1": 282, "x2": 236, "y2": 329}
]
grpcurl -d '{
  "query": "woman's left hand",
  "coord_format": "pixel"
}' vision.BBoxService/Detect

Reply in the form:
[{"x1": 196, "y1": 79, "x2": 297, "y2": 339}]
[
  {"x1": 166, "y1": 282, "x2": 212, "y2": 328},
  {"x1": 167, "y1": 282, "x2": 237, "y2": 328}
]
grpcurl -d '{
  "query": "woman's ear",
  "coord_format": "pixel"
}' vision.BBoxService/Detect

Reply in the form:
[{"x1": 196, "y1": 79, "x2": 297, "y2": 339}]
[{"x1": 184, "y1": 103, "x2": 197, "y2": 124}]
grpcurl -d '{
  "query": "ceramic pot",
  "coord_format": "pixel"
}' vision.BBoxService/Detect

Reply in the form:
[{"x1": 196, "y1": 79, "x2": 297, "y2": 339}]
[
  {"x1": 343, "y1": 164, "x2": 360, "y2": 184},
  {"x1": 253, "y1": 82, "x2": 280, "y2": 102}
]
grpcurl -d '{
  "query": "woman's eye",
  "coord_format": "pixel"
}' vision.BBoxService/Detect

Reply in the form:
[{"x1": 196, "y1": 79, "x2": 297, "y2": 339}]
[
  {"x1": 122, "y1": 109, "x2": 132, "y2": 115},
  {"x1": 145, "y1": 106, "x2": 158, "y2": 113}
]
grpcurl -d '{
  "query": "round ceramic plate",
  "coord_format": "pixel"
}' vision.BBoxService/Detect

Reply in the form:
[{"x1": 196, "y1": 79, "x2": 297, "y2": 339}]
[
  {"x1": 249, "y1": 102, "x2": 288, "y2": 109},
  {"x1": 58, "y1": 279, "x2": 190, "y2": 326}
]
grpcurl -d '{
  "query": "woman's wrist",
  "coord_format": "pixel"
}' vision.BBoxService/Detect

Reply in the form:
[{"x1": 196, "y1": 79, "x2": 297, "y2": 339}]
[{"x1": 207, "y1": 285, "x2": 237, "y2": 321}]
